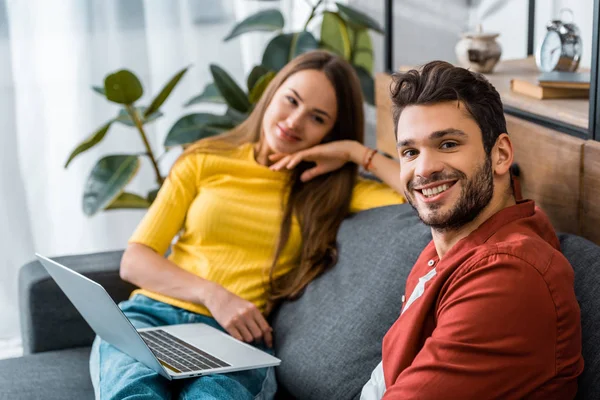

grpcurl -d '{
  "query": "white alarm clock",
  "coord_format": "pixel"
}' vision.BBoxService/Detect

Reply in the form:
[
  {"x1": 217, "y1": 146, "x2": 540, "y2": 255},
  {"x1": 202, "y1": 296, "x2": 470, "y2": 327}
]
[{"x1": 535, "y1": 10, "x2": 582, "y2": 72}]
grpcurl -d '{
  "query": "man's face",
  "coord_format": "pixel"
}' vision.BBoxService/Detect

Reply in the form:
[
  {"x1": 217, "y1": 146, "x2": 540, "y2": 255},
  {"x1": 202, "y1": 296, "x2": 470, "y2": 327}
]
[{"x1": 396, "y1": 101, "x2": 494, "y2": 232}]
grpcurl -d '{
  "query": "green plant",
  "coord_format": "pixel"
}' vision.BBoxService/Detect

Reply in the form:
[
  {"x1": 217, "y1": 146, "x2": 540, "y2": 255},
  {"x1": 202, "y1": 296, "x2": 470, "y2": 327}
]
[
  {"x1": 65, "y1": 0, "x2": 383, "y2": 216},
  {"x1": 64, "y1": 68, "x2": 191, "y2": 216}
]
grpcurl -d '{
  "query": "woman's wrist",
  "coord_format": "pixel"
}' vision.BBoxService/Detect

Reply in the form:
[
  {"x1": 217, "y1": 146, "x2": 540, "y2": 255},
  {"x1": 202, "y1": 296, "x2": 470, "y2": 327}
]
[
  {"x1": 196, "y1": 279, "x2": 222, "y2": 307},
  {"x1": 348, "y1": 141, "x2": 367, "y2": 165}
]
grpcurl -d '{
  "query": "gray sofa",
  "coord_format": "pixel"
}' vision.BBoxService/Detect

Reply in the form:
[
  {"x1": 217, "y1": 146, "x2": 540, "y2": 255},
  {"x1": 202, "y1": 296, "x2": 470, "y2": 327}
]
[{"x1": 1, "y1": 204, "x2": 600, "y2": 399}]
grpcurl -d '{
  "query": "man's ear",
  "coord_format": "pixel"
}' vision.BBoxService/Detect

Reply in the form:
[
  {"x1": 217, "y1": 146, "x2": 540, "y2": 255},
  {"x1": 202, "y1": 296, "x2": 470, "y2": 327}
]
[{"x1": 492, "y1": 133, "x2": 513, "y2": 177}]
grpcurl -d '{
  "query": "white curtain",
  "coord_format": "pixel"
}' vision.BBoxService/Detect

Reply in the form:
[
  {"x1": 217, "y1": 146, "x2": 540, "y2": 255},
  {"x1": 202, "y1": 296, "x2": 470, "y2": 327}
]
[{"x1": 0, "y1": 0, "x2": 260, "y2": 356}]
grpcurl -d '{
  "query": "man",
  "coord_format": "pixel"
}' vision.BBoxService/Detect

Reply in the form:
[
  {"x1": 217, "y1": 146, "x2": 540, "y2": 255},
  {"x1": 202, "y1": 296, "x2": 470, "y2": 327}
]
[{"x1": 361, "y1": 61, "x2": 583, "y2": 399}]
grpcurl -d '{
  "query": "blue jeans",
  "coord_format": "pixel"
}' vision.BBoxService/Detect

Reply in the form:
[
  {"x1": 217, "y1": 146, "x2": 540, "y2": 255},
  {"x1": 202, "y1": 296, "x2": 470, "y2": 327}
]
[{"x1": 89, "y1": 294, "x2": 277, "y2": 400}]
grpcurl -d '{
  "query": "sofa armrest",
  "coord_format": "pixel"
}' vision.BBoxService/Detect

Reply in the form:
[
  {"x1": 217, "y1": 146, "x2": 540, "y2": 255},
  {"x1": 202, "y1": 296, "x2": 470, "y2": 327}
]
[{"x1": 18, "y1": 250, "x2": 136, "y2": 354}]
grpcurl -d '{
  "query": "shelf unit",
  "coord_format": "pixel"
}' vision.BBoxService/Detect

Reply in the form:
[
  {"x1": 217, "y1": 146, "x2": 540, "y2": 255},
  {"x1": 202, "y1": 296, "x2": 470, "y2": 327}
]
[{"x1": 383, "y1": 0, "x2": 600, "y2": 140}]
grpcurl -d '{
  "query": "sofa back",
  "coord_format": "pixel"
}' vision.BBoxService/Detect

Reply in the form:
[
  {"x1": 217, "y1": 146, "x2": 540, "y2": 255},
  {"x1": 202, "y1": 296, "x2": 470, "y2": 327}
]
[
  {"x1": 271, "y1": 204, "x2": 431, "y2": 399},
  {"x1": 559, "y1": 233, "x2": 600, "y2": 399},
  {"x1": 272, "y1": 204, "x2": 600, "y2": 400}
]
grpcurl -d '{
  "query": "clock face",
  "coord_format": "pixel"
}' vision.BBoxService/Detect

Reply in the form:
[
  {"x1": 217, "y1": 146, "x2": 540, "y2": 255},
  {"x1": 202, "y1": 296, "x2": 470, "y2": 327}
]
[{"x1": 536, "y1": 30, "x2": 562, "y2": 72}]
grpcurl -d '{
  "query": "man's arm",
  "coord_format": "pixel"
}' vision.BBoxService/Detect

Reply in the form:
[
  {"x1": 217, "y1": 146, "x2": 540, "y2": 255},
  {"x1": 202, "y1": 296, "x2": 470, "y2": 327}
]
[{"x1": 383, "y1": 256, "x2": 581, "y2": 399}]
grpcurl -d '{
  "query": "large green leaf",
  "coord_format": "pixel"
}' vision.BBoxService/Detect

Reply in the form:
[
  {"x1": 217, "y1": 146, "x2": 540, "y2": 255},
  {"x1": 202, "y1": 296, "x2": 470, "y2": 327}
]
[
  {"x1": 320, "y1": 12, "x2": 351, "y2": 60},
  {"x1": 262, "y1": 32, "x2": 319, "y2": 71},
  {"x1": 354, "y1": 65, "x2": 374, "y2": 105},
  {"x1": 262, "y1": 34, "x2": 293, "y2": 71},
  {"x1": 105, "y1": 192, "x2": 151, "y2": 210},
  {"x1": 249, "y1": 71, "x2": 276, "y2": 104},
  {"x1": 144, "y1": 66, "x2": 189, "y2": 118},
  {"x1": 104, "y1": 70, "x2": 143, "y2": 105},
  {"x1": 185, "y1": 83, "x2": 225, "y2": 107},
  {"x1": 64, "y1": 121, "x2": 114, "y2": 168},
  {"x1": 293, "y1": 31, "x2": 319, "y2": 57},
  {"x1": 225, "y1": 108, "x2": 249, "y2": 124},
  {"x1": 210, "y1": 65, "x2": 251, "y2": 113},
  {"x1": 115, "y1": 107, "x2": 163, "y2": 127},
  {"x1": 336, "y1": 3, "x2": 384, "y2": 34},
  {"x1": 224, "y1": 9, "x2": 284, "y2": 41},
  {"x1": 164, "y1": 113, "x2": 237, "y2": 148},
  {"x1": 82, "y1": 155, "x2": 140, "y2": 216},
  {"x1": 349, "y1": 27, "x2": 374, "y2": 74},
  {"x1": 247, "y1": 65, "x2": 271, "y2": 92}
]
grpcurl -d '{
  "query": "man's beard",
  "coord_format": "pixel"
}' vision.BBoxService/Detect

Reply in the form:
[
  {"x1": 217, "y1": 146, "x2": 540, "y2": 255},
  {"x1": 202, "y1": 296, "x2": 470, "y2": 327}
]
[{"x1": 405, "y1": 156, "x2": 494, "y2": 232}]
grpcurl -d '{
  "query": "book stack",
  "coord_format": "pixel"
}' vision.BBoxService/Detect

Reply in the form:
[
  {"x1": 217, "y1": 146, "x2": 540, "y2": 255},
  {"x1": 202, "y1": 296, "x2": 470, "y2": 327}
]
[{"x1": 510, "y1": 72, "x2": 590, "y2": 100}]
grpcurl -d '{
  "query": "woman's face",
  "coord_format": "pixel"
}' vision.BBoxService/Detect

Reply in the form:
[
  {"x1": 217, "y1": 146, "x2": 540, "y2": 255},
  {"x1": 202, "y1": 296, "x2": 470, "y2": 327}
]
[{"x1": 261, "y1": 69, "x2": 338, "y2": 155}]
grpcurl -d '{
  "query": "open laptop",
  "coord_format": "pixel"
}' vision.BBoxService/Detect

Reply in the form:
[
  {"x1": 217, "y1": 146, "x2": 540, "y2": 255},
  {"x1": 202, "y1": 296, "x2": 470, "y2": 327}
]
[{"x1": 35, "y1": 254, "x2": 281, "y2": 380}]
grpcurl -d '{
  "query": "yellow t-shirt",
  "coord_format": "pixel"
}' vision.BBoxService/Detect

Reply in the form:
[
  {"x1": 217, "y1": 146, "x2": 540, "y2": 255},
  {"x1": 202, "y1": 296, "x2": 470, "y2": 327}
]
[{"x1": 129, "y1": 142, "x2": 404, "y2": 316}]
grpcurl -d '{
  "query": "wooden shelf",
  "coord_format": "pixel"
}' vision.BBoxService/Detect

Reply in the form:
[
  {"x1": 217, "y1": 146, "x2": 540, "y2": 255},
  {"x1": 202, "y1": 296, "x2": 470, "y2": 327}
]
[{"x1": 483, "y1": 57, "x2": 589, "y2": 130}]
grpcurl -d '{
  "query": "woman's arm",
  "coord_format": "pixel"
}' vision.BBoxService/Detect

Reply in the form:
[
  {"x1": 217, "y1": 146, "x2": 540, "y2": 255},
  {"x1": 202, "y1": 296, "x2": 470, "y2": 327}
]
[
  {"x1": 347, "y1": 141, "x2": 402, "y2": 194},
  {"x1": 120, "y1": 243, "x2": 217, "y2": 306},
  {"x1": 269, "y1": 140, "x2": 403, "y2": 194},
  {"x1": 121, "y1": 243, "x2": 273, "y2": 347}
]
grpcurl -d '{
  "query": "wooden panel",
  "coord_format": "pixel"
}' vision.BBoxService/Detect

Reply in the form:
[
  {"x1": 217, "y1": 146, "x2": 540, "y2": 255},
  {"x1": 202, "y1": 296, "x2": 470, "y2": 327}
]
[
  {"x1": 581, "y1": 141, "x2": 600, "y2": 245},
  {"x1": 375, "y1": 73, "x2": 397, "y2": 157},
  {"x1": 506, "y1": 115, "x2": 584, "y2": 234}
]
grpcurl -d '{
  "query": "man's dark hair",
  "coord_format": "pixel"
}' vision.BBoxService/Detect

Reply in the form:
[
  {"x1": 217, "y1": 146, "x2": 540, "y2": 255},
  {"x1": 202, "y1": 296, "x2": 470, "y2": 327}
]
[{"x1": 391, "y1": 60, "x2": 507, "y2": 155}]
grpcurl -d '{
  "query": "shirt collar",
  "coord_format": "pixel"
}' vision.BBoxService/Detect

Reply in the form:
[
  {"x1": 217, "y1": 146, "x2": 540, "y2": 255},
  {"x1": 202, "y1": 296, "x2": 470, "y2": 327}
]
[{"x1": 428, "y1": 200, "x2": 536, "y2": 264}]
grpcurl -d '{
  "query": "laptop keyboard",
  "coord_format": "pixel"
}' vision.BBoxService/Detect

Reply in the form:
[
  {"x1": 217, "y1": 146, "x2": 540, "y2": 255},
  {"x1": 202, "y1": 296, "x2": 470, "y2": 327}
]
[{"x1": 139, "y1": 329, "x2": 230, "y2": 373}]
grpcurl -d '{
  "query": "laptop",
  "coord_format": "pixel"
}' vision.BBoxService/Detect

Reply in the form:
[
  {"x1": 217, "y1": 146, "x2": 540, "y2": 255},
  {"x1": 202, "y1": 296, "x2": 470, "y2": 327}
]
[{"x1": 35, "y1": 254, "x2": 281, "y2": 380}]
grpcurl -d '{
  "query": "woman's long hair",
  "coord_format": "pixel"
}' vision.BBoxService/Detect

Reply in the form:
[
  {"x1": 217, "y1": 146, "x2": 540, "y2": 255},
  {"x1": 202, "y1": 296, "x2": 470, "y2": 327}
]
[{"x1": 177, "y1": 50, "x2": 365, "y2": 313}]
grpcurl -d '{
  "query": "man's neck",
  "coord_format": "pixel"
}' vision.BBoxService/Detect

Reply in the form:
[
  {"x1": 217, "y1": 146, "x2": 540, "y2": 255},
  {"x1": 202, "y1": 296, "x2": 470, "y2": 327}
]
[{"x1": 432, "y1": 194, "x2": 516, "y2": 259}]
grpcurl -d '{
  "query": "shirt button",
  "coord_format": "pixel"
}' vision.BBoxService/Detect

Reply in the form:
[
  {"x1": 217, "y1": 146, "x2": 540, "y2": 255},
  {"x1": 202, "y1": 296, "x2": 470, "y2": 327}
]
[{"x1": 428, "y1": 259, "x2": 435, "y2": 267}]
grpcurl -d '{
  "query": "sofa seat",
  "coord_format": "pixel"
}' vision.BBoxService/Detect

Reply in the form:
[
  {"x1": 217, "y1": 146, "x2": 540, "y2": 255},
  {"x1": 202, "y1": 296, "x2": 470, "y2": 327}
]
[{"x1": 0, "y1": 347, "x2": 93, "y2": 400}]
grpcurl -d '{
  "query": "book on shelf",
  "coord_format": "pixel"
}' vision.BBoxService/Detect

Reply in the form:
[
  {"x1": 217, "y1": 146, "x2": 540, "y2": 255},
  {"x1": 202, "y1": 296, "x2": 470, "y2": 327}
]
[
  {"x1": 510, "y1": 76, "x2": 589, "y2": 100},
  {"x1": 537, "y1": 71, "x2": 590, "y2": 89}
]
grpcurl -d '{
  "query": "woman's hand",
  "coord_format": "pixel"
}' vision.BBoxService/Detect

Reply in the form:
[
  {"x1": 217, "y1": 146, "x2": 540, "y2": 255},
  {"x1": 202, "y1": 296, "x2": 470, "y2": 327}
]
[
  {"x1": 269, "y1": 140, "x2": 364, "y2": 182},
  {"x1": 204, "y1": 283, "x2": 273, "y2": 348}
]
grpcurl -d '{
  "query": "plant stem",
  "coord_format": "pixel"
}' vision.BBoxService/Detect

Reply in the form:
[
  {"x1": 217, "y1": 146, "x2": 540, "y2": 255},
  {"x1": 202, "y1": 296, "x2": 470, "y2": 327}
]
[
  {"x1": 125, "y1": 105, "x2": 164, "y2": 186},
  {"x1": 303, "y1": 0, "x2": 324, "y2": 31}
]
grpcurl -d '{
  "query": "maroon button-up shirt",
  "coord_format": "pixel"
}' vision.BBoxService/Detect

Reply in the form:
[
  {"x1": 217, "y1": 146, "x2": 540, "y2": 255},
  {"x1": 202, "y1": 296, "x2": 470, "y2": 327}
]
[{"x1": 382, "y1": 200, "x2": 584, "y2": 399}]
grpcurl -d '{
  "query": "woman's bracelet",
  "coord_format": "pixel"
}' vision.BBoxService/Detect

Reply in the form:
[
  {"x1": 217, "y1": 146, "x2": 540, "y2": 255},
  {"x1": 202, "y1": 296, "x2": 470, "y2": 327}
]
[{"x1": 362, "y1": 147, "x2": 378, "y2": 172}]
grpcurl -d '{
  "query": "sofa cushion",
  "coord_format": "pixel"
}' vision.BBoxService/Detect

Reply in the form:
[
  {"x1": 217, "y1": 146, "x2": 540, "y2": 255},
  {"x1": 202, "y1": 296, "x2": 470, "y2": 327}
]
[
  {"x1": 559, "y1": 233, "x2": 600, "y2": 400},
  {"x1": 19, "y1": 250, "x2": 133, "y2": 354},
  {"x1": 271, "y1": 204, "x2": 431, "y2": 400},
  {"x1": 0, "y1": 347, "x2": 93, "y2": 400}
]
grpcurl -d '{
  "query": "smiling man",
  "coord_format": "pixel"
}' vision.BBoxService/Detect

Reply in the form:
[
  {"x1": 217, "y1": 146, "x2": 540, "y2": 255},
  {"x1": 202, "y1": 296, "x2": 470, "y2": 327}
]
[{"x1": 361, "y1": 61, "x2": 583, "y2": 399}]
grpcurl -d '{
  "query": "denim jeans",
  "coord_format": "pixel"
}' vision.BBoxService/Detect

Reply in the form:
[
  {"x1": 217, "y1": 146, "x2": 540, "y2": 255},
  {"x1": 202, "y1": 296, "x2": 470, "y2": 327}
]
[{"x1": 89, "y1": 294, "x2": 277, "y2": 400}]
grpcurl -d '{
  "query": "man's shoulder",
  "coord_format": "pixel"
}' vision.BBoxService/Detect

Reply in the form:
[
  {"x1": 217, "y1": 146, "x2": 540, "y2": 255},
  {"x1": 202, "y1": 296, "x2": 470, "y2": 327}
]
[{"x1": 460, "y1": 235, "x2": 572, "y2": 283}]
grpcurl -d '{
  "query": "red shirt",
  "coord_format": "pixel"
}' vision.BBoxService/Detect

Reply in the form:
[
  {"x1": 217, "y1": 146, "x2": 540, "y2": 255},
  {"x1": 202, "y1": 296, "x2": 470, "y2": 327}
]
[{"x1": 382, "y1": 200, "x2": 584, "y2": 399}]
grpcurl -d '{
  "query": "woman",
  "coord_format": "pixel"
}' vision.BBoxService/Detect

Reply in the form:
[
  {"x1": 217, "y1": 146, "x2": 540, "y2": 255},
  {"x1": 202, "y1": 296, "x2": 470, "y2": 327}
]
[{"x1": 90, "y1": 50, "x2": 404, "y2": 399}]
